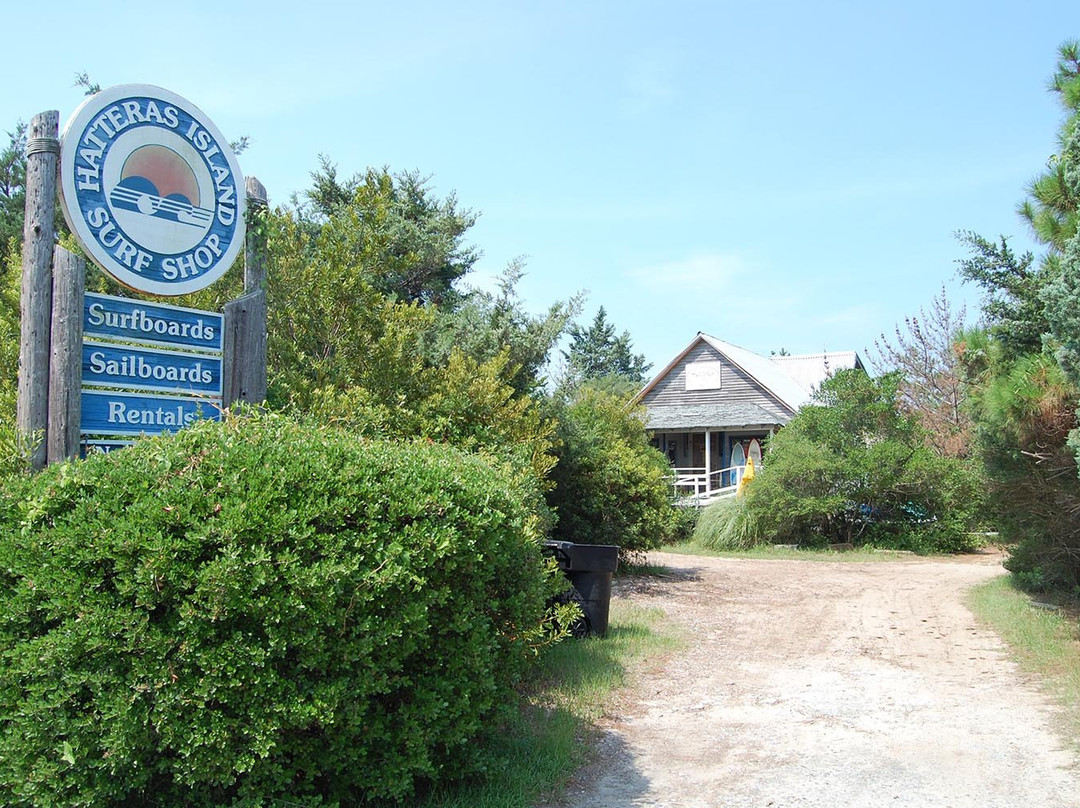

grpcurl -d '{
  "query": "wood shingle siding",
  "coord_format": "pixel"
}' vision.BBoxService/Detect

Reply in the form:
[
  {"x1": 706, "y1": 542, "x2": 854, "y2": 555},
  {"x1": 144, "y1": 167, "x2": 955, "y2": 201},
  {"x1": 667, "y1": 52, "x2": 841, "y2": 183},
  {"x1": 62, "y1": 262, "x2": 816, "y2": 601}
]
[{"x1": 641, "y1": 343, "x2": 793, "y2": 424}]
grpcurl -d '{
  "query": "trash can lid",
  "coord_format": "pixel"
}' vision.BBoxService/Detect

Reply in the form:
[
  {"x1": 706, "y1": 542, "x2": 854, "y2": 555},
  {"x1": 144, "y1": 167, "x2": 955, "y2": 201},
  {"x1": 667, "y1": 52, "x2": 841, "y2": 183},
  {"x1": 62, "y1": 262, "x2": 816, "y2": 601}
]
[{"x1": 545, "y1": 541, "x2": 619, "y2": 572}]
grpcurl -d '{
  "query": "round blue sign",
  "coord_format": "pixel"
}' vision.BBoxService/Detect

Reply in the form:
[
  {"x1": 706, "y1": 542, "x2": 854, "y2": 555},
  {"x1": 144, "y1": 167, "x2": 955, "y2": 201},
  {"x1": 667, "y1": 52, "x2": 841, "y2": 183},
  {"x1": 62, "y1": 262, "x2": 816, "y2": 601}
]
[{"x1": 60, "y1": 85, "x2": 246, "y2": 296}]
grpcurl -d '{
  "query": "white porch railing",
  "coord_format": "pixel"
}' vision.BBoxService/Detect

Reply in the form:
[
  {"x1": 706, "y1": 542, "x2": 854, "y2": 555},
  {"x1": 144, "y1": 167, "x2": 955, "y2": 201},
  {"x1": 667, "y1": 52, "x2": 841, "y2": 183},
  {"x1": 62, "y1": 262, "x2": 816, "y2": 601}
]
[{"x1": 671, "y1": 464, "x2": 749, "y2": 504}]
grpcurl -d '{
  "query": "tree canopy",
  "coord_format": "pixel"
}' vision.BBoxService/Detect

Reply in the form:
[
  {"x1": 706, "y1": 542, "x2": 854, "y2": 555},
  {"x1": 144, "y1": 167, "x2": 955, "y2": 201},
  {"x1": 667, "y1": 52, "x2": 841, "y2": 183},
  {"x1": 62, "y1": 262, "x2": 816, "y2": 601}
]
[
  {"x1": 1017, "y1": 40, "x2": 1079, "y2": 261},
  {"x1": 561, "y1": 306, "x2": 651, "y2": 392},
  {"x1": 291, "y1": 158, "x2": 478, "y2": 306},
  {"x1": 955, "y1": 39, "x2": 1080, "y2": 591},
  {"x1": 0, "y1": 124, "x2": 26, "y2": 251}
]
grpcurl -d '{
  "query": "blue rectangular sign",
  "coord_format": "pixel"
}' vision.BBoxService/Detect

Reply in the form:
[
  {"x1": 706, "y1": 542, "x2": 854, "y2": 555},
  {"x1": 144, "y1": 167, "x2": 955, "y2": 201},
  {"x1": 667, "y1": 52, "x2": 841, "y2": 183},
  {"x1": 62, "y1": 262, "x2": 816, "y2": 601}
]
[
  {"x1": 83, "y1": 292, "x2": 223, "y2": 353},
  {"x1": 80, "y1": 439, "x2": 134, "y2": 458},
  {"x1": 80, "y1": 390, "x2": 221, "y2": 438},
  {"x1": 83, "y1": 340, "x2": 222, "y2": 396}
]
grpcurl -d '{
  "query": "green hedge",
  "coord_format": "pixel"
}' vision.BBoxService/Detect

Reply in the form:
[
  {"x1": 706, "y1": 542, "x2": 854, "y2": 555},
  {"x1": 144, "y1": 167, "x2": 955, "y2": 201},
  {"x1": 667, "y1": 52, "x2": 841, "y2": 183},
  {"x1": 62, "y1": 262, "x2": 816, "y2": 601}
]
[
  {"x1": 0, "y1": 414, "x2": 552, "y2": 806},
  {"x1": 546, "y1": 387, "x2": 679, "y2": 558}
]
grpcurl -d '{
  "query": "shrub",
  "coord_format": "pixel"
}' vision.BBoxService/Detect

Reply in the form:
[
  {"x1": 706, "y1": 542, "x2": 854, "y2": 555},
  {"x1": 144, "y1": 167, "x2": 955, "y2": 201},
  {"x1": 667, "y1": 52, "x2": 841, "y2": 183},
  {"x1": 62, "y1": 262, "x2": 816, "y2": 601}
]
[
  {"x1": 738, "y1": 370, "x2": 984, "y2": 552},
  {"x1": 665, "y1": 503, "x2": 700, "y2": 545},
  {"x1": 964, "y1": 346, "x2": 1080, "y2": 590},
  {"x1": 546, "y1": 387, "x2": 680, "y2": 559},
  {"x1": 0, "y1": 239, "x2": 26, "y2": 477},
  {"x1": 0, "y1": 413, "x2": 553, "y2": 806},
  {"x1": 307, "y1": 348, "x2": 560, "y2": 535}
]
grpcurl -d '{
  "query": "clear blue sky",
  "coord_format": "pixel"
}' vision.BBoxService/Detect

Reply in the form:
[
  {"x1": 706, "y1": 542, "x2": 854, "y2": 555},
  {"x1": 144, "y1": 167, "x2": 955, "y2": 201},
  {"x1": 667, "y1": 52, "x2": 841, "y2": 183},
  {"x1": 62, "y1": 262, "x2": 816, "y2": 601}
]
[{"x1": 5, "y1": 1, "x2": 1076, "y2": 376}]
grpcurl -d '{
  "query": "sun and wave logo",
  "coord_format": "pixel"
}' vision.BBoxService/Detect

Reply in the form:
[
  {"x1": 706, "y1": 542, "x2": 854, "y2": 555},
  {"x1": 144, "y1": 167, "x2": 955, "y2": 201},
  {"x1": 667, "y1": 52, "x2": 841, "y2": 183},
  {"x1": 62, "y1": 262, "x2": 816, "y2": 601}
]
[
  {"x1": 102, "y1": 129, "x2": 217, "y2": 258},
  {"x1": 59, "y1": 85, "x2": 246, "y2": 297},
  {"x1": 109, "y1": 145, "x2": 214, "y2": 229}
]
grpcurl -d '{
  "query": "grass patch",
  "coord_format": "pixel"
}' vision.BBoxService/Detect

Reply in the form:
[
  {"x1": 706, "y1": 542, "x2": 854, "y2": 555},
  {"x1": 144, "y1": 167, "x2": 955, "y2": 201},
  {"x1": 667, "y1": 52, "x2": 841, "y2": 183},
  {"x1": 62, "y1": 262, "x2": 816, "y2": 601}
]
[
  {"x1": 617, "y1": 556, "x2": 672, "y2": 577},
  {"x1": 402, "y1": 599, "x2": 681, "y2": 808},
  {"x1": 967, "y1": 575, "x2": 1080, "y2": 745}
]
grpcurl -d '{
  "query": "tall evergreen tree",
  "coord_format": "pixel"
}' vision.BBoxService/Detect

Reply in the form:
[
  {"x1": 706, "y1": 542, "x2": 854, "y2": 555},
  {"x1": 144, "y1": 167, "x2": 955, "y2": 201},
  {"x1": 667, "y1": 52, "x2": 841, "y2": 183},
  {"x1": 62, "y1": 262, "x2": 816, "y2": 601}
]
[
  {"x1": 958, "y1": 41, "x2": 1080, "y2": 591},
  {"x1": 428, "y1": 261, "x2": 582, "y2": 396},
  {"x1": 562, "y1": 307, "x2": 651, "y2": 391},
  {"x1": 1017, "y1": 40, "x2": 1079, "y2": 262},
  {"x1": 0, "y1": 123, "x2": 27, "y2": 251}
]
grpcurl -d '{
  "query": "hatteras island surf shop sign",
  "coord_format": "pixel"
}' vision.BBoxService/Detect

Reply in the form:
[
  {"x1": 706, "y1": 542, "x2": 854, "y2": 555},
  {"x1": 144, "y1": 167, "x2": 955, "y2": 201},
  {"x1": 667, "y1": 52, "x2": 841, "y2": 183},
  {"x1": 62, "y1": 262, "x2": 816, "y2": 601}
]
[{"x1": 59, "y1": 84, "x2": 246, "y2": 451}]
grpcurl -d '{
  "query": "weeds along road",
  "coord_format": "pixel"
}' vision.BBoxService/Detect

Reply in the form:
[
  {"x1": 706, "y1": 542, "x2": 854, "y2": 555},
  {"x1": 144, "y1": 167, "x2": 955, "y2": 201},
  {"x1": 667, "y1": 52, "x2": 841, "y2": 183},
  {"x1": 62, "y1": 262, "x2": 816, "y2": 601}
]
[{"x1": 541, "y1": 550, "x2": 1080, "y2": 808}]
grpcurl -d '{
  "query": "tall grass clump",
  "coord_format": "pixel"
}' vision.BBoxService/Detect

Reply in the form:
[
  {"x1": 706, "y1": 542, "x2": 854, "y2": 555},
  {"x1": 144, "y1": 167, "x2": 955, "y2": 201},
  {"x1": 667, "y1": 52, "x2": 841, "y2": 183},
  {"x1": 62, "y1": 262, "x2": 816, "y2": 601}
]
[
  {"x1": 691, "y1": 498, "x2": 763, "y2": 551},
  {"x1": 408, "y1": 600, "x2": 681, "y2": 808}
]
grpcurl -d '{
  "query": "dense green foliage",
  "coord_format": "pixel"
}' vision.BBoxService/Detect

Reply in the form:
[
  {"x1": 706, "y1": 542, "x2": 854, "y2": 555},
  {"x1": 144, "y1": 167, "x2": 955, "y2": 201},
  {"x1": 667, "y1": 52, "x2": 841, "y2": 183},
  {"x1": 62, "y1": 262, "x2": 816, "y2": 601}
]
[
  {"x1": 0, "y1": 414, "x2": 558, "y2": 807},
  {"x1": 294, "y1": 159, "x2": 479, "y2": 306},
  {"x1": 0, "y1": 124, "x2": 26, "y2": 250},
  {"x1": 1017, "y1": 41, "x2": 1079, "y2": 263},
  {"x1": 307, "y1": 348, "x2": 561, "y2": 533},
  {"x1": 1043, "y1": 123, "x2": 1080, "y2": 390},
  {"x1": 546, "y1": 387, "x2": 680, "y2": 558},
  {"x1": 257, "y1": 173, "x2": 581, "y2": 410},
  {"x1": 561, "y1": 307, "x2": 651, "y2": 392},
  {"x1": 716, "y1": 371, "x2": 983, "y2": 552},
  {"x1": 960, "y1": 323, "x2": 1080, "y2": 591},
  {"x1": 260, "y1": 198, "x2": 435, "y2": 411},
  {"x1": 956, "y1": 231, "x2": 1047, "y2": 358},
  {"x1": 957, "y1": 41, "x2": 1080, "y2": 591},
  {"x1": 0, "y1": 242, "x2": 27, "y2": 475},
  {"x1": 426, "y1": 262, "x2": 582, "y2": 397}
]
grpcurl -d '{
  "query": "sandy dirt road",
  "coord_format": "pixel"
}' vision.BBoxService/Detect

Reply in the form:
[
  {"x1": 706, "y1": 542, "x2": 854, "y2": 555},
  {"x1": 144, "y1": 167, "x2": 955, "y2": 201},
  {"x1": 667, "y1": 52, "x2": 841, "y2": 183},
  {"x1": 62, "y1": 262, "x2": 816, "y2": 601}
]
[{"x1": 542, "y1": 550, "x2": 1080, "y2": 808}]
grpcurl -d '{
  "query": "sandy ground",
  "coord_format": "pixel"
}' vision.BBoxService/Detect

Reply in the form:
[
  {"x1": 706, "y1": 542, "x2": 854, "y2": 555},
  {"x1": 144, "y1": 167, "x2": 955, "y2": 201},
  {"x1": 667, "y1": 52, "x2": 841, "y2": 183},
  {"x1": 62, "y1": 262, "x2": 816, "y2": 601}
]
[{"x1": 540, "y1": 550, "x2": 1080, "y2": 808}]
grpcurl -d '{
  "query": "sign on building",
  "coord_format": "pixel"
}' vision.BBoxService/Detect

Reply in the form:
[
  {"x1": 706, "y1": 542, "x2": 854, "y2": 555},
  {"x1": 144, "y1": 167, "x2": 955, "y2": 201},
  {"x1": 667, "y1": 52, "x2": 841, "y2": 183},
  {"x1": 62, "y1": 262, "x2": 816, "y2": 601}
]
[{"x1": 686, "y1": 361, "x2": 724, "y2": 391}]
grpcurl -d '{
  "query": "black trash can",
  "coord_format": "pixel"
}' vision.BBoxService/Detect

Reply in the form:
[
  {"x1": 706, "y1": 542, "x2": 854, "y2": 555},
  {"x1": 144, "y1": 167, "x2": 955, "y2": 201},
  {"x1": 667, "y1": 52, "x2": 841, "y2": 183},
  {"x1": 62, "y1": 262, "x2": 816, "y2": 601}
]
[{"x1": 543, "y1": 541, "x2": 619, "y2": 637}]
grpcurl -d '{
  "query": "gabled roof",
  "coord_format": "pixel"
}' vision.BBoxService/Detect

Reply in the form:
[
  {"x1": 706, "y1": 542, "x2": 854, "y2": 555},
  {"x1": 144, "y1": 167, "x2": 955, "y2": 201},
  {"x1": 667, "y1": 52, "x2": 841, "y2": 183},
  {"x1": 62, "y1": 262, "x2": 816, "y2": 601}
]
[
  {"x1": 696, "y1": 334, "x2": 812, "y2": 412},
  {"x1": 633, "y1": 334, "x2": 864, "y2": 416},
  {"x1": 769, "y1": 351, "x2": 864, "y2": 395}
]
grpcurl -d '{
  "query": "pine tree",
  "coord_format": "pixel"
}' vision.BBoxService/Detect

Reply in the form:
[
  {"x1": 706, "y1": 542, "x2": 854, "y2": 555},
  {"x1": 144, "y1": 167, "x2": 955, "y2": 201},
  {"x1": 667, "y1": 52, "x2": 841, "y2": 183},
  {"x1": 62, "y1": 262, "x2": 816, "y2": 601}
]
[{"x1": 562, "y1": 307, "x2": 651, "y2": 390}]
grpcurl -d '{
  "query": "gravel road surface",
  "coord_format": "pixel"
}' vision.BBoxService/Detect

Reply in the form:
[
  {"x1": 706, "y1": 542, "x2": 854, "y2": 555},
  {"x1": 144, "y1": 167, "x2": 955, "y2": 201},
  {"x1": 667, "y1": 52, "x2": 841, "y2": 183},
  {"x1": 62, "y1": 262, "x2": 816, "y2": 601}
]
[{"x1": 542, "y1": 550, "x2": 1080, "y2": 808}]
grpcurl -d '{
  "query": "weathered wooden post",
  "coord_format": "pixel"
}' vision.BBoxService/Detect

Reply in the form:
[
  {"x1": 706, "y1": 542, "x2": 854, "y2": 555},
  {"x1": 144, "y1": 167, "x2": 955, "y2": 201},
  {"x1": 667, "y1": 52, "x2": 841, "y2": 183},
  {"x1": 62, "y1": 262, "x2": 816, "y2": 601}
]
[
  {"x1": 47, "y1": 247, "x2": 85, "y2": 464},
  {"x1": 223, "y1": 176, "x2": 268, "y2": 406},
  {"x1": 17, "y1": 110, "x2": 60, "y2": 470},
  {"x1": 244, "y1": 176, "x2": 268, "y2": 293}
]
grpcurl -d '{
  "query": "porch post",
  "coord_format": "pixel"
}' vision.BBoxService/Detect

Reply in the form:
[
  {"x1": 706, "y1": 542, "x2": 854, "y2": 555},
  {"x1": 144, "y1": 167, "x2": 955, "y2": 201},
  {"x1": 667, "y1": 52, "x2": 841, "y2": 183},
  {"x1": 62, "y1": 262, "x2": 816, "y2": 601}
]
[{"x1": 704, "y1": 429, "x2": 712, "y2": 494}]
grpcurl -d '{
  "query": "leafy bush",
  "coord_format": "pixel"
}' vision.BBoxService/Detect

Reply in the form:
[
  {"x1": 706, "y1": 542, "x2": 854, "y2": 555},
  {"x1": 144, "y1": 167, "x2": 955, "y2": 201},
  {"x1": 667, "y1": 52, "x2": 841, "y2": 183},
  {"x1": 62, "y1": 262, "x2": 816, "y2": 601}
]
[
  {"x1": 307, "y1": 348, "x2": 560, "y2": 534},
  {"x1": 546, "y1": 387, "x2": 680, "y2": 558},
  {"x1": 0, "y1": 414, "x2": 555, "y2": 806},
  {"x1": 739, "y1": 370, "x2": 984, "y2": 552},
  {"x1": 665, "y1": 503, "x2": 700, "y2": 545},
  {"x1": 0, "y1": 239, "x2": 27, "y2": 477}
]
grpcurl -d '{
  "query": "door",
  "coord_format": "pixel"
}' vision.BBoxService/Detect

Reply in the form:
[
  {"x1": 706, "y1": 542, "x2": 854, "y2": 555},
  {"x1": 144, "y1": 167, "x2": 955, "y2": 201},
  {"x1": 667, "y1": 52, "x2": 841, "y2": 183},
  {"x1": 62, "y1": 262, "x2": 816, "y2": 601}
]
[{"x1": 692, "y1": 433, "x2": 706, "y2": 470}]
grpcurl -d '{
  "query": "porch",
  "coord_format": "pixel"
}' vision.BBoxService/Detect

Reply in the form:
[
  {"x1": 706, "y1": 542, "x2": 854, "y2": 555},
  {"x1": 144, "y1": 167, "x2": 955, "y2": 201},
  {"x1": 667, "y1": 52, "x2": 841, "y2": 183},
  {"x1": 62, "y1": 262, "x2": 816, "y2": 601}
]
[
  {"x1": 653, "y1": 428, "x2": 769, "y2": 505},
  {"x1": 670, "y1": 464, "x2": 747, "y2": 504}
]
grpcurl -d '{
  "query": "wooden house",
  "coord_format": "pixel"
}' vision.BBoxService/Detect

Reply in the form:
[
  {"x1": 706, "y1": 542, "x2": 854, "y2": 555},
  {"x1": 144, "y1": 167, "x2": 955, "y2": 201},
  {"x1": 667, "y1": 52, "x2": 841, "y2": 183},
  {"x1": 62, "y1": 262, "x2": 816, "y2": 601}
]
[{"x1": 633, "y1": 333, "x2": 864, "y2": 501}]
